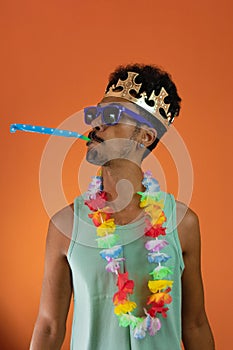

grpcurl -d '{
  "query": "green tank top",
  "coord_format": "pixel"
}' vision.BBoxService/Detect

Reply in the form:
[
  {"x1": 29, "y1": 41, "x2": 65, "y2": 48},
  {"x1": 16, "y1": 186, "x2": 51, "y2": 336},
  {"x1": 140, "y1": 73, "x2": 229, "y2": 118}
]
[{"x1": 68, "y1": 192, "x2": 184, "y2": 350}]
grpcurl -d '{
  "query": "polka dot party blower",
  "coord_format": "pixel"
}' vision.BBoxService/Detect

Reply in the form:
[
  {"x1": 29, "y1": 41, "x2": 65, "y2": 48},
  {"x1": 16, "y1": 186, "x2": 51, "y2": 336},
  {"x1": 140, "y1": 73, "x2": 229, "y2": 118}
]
[{"x1": 10, "y1": 123, "x2": 90, "y2": 141}]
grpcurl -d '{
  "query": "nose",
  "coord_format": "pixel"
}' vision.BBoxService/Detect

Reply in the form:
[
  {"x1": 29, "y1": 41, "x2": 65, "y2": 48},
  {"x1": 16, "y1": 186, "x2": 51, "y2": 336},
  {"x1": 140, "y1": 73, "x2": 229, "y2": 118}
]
[{"x1": 91, "y1": 115, "x2": 106, "y2": 131}]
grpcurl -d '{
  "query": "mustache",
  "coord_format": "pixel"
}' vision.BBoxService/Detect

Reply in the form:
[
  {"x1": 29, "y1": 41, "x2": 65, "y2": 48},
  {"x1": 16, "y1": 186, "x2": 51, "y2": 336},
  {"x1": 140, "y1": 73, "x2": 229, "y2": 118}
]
[{"x1": 87, "y1": 130, "x2": 104, "y2": 144}]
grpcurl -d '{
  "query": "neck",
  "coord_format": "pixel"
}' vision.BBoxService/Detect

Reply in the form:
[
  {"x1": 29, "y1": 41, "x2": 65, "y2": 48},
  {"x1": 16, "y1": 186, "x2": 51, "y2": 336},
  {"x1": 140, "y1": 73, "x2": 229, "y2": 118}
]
[
  {"x1": 101, "y1": 160, "x2": 145, "y2": 224},
  {"x1": 102, "y1": 160, "x2": 144, "y2": 198}
]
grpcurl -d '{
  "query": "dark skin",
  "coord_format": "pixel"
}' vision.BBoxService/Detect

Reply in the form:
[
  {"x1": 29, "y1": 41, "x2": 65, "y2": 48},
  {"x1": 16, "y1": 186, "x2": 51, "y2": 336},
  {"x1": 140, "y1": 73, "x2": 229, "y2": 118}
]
[{"x1": 30, "y1": 104, "x2": 215, "y2": 350}]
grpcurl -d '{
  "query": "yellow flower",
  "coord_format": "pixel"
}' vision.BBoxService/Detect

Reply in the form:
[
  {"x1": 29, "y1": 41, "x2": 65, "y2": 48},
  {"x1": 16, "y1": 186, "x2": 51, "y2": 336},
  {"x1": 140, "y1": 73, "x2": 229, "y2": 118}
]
[
  {"x1": 114, "y1": 300, "x2": 137, "y2": 315},
  {"x1": 148, "y1": 280, "x2": 173, "y2": 293},
  {"x1": 149, "y1": 211, "x2": 166, "y2": 226},
  {"x1": 140, "y1": 198, "x2": 164, "y2": 209},
  {"x1": 96, "y1": 219, "x2": 116, "y2": 236},
  {"x1": 156, "y1": 213, "x2": 166, "y2": 225},
  {"x1": 144, "y1": 206, "x2": 162, "y2": 217}
]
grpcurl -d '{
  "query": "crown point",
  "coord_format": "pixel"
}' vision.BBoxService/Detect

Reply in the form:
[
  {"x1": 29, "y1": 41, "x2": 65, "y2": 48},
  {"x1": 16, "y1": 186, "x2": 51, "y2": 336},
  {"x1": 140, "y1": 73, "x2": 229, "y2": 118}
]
[{"x1": 104, "y1": 72, "x2": 171, "y2": 129}]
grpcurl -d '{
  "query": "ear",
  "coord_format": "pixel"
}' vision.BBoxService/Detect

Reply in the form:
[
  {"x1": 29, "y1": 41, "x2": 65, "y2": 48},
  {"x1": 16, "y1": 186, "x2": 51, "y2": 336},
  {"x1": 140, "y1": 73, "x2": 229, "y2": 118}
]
[{"x1": 140, "y1": 127, "x2": 157, "y2": 148}]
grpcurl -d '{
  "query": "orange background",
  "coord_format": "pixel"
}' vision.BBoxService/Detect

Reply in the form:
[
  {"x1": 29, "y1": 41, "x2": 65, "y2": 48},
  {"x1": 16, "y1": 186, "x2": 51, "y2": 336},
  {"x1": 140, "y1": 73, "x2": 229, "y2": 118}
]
[{"x1": 1, "y1": 1, "x2": 233, "y2": 349}]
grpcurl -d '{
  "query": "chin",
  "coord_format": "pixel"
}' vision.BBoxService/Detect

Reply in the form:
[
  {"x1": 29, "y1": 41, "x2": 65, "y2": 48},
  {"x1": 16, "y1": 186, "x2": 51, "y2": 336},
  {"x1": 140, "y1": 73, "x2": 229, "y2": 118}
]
[{"x1": 86, "y1": 148, "x2": 107, "y2": 166}]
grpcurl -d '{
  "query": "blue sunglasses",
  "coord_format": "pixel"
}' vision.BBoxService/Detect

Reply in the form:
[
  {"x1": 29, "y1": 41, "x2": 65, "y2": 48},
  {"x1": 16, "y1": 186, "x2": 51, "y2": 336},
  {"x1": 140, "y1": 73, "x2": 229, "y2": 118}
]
[{"x1": 84, "y1": 104, "x2": 153, "y2": 128}]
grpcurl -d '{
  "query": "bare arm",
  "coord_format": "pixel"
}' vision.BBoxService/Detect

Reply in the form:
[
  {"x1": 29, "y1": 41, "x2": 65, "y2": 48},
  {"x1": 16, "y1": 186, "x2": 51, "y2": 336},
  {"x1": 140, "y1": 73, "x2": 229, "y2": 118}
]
[
  {"x1": 30, "y1": 205, "x2": 74, "y2": 350},
  {"x1": 177, "y1": 202, "x2": 215, "y2": 350}
]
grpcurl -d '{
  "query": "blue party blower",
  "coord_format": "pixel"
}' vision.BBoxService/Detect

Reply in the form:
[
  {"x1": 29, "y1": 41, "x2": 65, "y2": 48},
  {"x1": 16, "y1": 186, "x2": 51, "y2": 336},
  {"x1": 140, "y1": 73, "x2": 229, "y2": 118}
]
[{"x1": 10, "y1": 123, "x2": 90, "y2": 141}]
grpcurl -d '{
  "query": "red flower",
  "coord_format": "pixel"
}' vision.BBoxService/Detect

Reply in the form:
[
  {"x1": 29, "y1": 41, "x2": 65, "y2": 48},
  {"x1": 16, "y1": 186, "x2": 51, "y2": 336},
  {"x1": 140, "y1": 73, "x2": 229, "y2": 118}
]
[
  {"x1": 113, "y1": 290, "x2": 128, "y2": 304},
  {"x1": 147, "y1": 301, "x2": 169, "y2": 318},
  {"x1": 144, "y1": 218, "x2": 166, "y2": 238},
  {"x1": 113, "y1": 272, "x2": 134, "y2": 305},
  {"x1": 117, "y1": 272, "x2": 129, "y2": 288},
  {"x1": 85, "y1": 192, "x2": 107, "y2": 211}
]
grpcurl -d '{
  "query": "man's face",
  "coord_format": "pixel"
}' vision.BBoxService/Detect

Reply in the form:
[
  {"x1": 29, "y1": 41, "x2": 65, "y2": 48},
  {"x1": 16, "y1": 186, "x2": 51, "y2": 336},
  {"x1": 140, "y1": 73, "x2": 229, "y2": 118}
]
[{"x1": 85, "y1": 99, "x2": 148, "y2": 166}]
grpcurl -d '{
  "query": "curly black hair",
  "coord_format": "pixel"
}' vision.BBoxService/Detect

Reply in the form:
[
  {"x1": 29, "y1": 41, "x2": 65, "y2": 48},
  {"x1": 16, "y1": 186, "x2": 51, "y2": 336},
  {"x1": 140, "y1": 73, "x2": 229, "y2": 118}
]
[{"x1": 105, "y1": 64, "x2": 182, "y2": 151}]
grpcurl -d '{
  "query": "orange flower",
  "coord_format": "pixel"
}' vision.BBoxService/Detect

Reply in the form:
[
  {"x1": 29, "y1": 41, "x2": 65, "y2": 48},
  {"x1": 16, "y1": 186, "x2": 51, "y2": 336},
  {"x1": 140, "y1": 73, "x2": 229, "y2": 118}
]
[
  {"x1": 147, "y1": 291, "x2": 172, "y2": 305},
  {"x1": 88, "y1": 210, "x2": 111, "y2": 227}
]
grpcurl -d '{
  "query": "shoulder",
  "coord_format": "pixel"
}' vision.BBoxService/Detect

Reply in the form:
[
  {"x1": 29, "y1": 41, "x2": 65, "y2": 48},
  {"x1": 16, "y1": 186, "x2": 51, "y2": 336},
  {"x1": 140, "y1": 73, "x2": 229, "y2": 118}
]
[
  {"x1": 175, "y1": 200, "x2": 200, "y2": 254},
  {"x1": 175, "y1": 200, "x2": 199, "y2": 229},
  {"x1": 47, "y1": 203, "x2": 74, "y2": 256},
  {"x1": 51, "y1": 202, "x2": 74, "y2": 233}
]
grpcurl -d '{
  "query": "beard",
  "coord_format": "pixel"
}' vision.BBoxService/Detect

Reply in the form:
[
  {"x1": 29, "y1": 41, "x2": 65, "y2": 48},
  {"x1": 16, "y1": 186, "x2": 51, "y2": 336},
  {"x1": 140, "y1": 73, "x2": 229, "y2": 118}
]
[
  {"x1": 86, "y1": 130, "x2": 108, "y2": 165},
  {"x1": 86, "y1": 136, "x2": 141, "y2": 166},
  {"x1": 86, "y1": 143, "x2": 108, "y2": 165}
]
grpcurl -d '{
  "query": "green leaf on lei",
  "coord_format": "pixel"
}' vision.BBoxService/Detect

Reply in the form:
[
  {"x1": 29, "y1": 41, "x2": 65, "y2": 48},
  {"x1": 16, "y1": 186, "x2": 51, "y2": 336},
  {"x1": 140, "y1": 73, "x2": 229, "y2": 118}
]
[
  {"x1": 137, "y1": 191, "x2": 162, "y2": 202},
  {"x1": 149, "y1": 266, "x2": 173, "y2": 280},
  {"x1": 118, "y1": 314, "x2": 144, "y2": 329},
  {"x1": 96, "y1": 234, "x2": 120, "y2": 248}
]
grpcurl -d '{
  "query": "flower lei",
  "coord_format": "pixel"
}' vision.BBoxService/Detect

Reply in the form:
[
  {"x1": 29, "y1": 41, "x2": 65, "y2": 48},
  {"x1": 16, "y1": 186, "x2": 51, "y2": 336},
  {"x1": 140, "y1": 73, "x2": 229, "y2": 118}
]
[{"x1": 84, "y1": 171, "x2": 173, "y2": 340}]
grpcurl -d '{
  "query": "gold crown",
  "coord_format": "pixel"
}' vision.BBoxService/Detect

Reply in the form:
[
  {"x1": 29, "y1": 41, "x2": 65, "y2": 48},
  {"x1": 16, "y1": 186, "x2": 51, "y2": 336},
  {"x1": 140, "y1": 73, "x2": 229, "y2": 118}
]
[{"x1": 104, "y1": 72, "x2": 173, "y2": 129}]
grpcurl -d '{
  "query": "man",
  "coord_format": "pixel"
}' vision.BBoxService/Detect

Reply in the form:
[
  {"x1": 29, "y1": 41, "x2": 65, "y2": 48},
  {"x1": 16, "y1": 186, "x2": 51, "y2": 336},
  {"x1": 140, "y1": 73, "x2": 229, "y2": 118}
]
[{"x1": 30, "y1": 64, "x2": 215, "y2": 349}]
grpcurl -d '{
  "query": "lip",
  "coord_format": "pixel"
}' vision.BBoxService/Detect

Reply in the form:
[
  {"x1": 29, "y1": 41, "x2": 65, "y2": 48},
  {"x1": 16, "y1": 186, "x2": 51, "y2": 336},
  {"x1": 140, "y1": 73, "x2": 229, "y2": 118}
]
[
  {"x1": 87, "y1": 140, "x2": 99, "y2": 147},
  {"x1": 87, "y1": 131, "x2": 104, "y2": 146}
]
